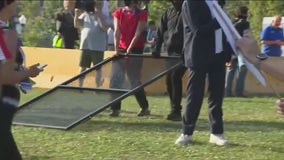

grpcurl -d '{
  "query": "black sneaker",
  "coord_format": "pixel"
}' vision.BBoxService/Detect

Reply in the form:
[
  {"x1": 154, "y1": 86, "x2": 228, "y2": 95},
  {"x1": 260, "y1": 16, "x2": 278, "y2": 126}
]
[
  {"x1": 137, "y1": 109, "x2": 150, "y2": 116},
  {"x1": 167, "y1": 112, "x2": 182, "y2": 121},
  {"x1": 109, "y1": 110, "x2": 120, "y2": 117}
]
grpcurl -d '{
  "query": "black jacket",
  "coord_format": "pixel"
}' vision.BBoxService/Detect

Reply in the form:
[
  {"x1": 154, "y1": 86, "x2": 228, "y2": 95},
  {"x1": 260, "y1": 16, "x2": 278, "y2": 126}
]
[
  {"x1": 231, "y1": 17, "x2": 250, "y2": 59},
  {"x1": 234, "y1": 18, "x2": 250, "y2": 36},
  {"x1": 182, "y1": 0, "x2": 232, "y2": 69},
  {"x1": 153, "y1": 6, "x2": 184, "y2": 56},
  {"x1": 56, "y1": 10, "x2": 79, "y2": 42}
]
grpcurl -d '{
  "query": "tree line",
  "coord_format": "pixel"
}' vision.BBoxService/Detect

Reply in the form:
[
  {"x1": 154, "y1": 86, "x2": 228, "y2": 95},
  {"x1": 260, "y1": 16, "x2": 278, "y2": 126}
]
[{"x1": 17, "y1": 0, "x2": 284, "y2": 47}]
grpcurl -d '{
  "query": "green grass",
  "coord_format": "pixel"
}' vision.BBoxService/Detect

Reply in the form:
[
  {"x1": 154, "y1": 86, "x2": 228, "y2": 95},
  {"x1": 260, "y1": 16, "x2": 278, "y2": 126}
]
[{"x1": 13, "y1": 89, "x2": 284, "y2": 160}]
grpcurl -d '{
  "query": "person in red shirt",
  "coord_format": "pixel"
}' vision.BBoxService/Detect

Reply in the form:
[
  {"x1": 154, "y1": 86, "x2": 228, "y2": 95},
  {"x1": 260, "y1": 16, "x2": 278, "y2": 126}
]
[{"x1": 109, "y1": 0, "x2": 150, "y2": 117}]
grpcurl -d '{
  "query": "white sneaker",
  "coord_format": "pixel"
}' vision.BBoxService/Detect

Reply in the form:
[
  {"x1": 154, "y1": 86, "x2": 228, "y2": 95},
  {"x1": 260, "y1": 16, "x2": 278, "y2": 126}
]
[
  {"x1": 209, "y1": 134, "x2": 229, "y2": 146},
  {"x1": 175, "y1": 134, "x2": 191, "y2": 145}
]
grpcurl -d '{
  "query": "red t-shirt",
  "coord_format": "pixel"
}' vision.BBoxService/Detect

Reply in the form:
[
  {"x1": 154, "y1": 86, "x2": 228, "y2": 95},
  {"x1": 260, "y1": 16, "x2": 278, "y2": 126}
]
[{"x1": 113, "y1": 7, "x2": 147, "y2": 50}]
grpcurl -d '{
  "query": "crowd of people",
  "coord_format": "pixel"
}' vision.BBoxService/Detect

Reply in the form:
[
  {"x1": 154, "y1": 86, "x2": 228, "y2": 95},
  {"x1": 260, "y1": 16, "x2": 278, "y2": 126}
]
[{"x1": 1, "y1": 0, "x2": 284, "y2": 158}]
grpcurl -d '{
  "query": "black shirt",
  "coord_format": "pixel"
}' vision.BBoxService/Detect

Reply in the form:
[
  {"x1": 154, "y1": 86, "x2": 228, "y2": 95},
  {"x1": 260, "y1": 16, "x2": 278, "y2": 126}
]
[
  {"x1": 153, "y1": 6, "x2": 184, "y2": 56},
  {"x1": 234, "y1": 18, "x2": 250, "y2": 36},
  {"x1": 232, "y1": 17, "x2": 250, "y2": 58}
]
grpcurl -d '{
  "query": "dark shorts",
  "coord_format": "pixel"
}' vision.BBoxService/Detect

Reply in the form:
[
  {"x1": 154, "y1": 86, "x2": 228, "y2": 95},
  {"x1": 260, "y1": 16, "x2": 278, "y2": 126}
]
[{"x1": 79, "y1": 49, "x2": 104, "y2": 68}]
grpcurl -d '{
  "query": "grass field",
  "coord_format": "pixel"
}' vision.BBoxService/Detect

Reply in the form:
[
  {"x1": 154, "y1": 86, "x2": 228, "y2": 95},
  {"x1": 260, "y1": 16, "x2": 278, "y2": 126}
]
[{"x1": 13, "y1": 88, "x2": 284, "y2": 160}]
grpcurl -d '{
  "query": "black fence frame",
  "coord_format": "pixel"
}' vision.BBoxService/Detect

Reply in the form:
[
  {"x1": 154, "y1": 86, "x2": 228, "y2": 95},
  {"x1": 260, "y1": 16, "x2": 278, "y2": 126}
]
[{"x1": 13, "y1": 54, "x2": 183, "y2": 130}]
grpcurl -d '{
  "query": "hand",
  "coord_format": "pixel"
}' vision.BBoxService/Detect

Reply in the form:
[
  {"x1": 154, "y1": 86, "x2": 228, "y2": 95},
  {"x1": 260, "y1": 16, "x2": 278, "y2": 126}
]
[
  {"x1": 74, "y1": 8, "x2": 82, "y2": 16},
  {"x1": 126, "y1": 47, "x2": 132, "y2": 55},
  {"x1": 112, "y1": 51, "x2": 121, "y2": 57},
  {"x1": 276, "y1": 99, "x2": 284, "y2": 117},
  {"x1": 148, "y1": 39, "x2": 155, "y2": 45},
  {"x1": 225, "y1": 62, "x2": 232, "y2": 67},
  {"x1": 27, "y1": 63, "x2": 43, "y2": 78}
]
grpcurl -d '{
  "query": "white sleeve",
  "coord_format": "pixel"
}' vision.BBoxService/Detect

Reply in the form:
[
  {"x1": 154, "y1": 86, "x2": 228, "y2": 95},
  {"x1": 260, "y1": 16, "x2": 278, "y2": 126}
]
[{"x1": 0, "y1": 48, "x2": 6, "y2": 61}]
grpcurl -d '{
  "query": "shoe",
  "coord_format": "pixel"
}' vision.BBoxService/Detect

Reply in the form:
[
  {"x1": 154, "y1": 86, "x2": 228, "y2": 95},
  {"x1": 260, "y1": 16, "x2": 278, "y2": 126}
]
[
  {"x1": 167, "y1": 112, "x2": 182, "y2": 121},
  {"x1": 175, "y1": 134, "x2": 191, "y2": 145},
  {"x1": 109, "y1": 110, "x2": 120, "y2": 117},
  {"x1": 137, "y1": 109, "x2": 150, "y2": 116},
  {"x1": 209, "y1": 134, "x2": 229, "y2": 146}
]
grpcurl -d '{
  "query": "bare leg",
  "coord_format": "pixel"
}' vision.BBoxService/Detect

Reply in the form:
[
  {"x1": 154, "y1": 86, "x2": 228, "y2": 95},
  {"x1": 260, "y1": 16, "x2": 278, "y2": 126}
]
[{"x1": 79, "y1": 67, "x2": 87, "y2": 87}]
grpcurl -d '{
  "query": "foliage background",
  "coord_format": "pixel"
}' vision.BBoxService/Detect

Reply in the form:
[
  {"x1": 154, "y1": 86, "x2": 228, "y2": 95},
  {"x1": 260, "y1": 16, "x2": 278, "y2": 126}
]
[{"x1": 16, "y1": 0, "x2": 284, "y2": 47}]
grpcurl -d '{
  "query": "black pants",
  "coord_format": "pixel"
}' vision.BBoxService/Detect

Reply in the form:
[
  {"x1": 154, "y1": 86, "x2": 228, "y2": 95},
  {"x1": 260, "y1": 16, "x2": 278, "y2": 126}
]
[
  {"x1": 0, "y1": 85, "x2": 22, "y2": 160},
  {"x1": 165, "y1": 63, "x2": 187, "y2": 113},
  {"x1": 183, "y1": 59, "x2": 226, "y2": 135},
  {"x1": 110, "y1": 48, "x2": 149, "y2": 110}
]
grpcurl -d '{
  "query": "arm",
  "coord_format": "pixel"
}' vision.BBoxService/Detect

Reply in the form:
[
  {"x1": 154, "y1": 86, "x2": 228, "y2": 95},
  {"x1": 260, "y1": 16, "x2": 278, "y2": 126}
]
[
  {"x1": 260, "y1": 40, "x2": 282, "y2": 45},
  {"x1": 259, "y1": 57, "x2": 284, "y2": 82},
  {"x1": 96, "y1": 10, "x2": 111, "y2": 31},
  {"x1": 113, "y1": 17, "x2": 121, "y2": 55},
  {"x1": 95, "y1": 1, "x2": 111, "y2": 31},
  {"x1": 55, "y1": 12, "x2": 63, "y2": 32},
  {"x1": 259, "y1": 27, "x2": 284, "y2": 46},
  {"x1": 74, "y1": 8, "x2": 83, "y2": 28},
  {"x1": 126, "y1": 20, "x2": 147, "y2": 54},
  {"x1": 152, "y1": 10, "x2": 168, "y2": 57},
  {"x1": 56, "y1": 21, "x2": 62, "y2": 32},
  {"x1": 237, "y1": 31, "x2": 284, "y2": 82},
  {"x1": 126, "y1": 10, "x2": 148, "y2": 54},
  {"x1": 0, "y1": 30, "x2": 42, "y2": 85},
  {"x1": 0, "y1": 61, "x2": 41, "y2": 84}
]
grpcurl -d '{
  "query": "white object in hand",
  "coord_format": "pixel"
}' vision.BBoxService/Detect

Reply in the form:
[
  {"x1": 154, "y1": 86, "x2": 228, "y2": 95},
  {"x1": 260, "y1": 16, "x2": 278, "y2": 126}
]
[{"x1": 37, "y1": 64, "x2": 47, "y2": 70}]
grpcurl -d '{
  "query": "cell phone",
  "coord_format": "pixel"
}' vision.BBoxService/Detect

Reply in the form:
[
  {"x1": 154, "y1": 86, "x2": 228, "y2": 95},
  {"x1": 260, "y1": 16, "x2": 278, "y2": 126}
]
[{"x1": 37, "y1": 64, "x2": 47, "y2": 70}]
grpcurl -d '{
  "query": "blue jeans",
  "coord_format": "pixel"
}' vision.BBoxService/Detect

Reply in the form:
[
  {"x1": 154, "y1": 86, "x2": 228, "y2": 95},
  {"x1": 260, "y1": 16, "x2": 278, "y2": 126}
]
[{"x1": 225, "y1": 58, "x2": 247, "y2": 96}]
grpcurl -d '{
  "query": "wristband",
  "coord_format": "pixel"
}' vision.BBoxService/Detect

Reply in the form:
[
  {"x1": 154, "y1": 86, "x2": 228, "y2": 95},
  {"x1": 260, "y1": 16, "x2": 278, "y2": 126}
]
[
  {"x1": 256, "y1": 53, "x2": 269, "y2": 60},
  {"x1": 255, "y1": 53, "x2": 268, "y2": 68}
]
